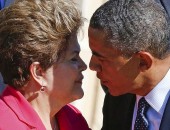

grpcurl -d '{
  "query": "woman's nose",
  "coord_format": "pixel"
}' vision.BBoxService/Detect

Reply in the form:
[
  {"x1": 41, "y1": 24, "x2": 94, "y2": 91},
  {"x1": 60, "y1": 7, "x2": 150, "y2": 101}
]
[{"x1": 80, "y1": 58, "x2": 87, "y2": 71}]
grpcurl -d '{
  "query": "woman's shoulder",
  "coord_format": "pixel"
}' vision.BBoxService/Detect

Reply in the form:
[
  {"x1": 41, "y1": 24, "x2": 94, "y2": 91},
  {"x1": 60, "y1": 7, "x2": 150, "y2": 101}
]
[
  {"x1": 57, "y1": 104, "x2": 91, "y2": 130},
  {"x1": 0, "y1": 96, "x2": 11, "y2": 112},
  {"x1": 57, "y1": 104, "x2": 85, "y2": 122},
  {"x1": 60, "y1": 104, "x2": 82, "y2": 114},
  {"x1": 0, "y1": 97, "x2": 7, "y2": 110},
  {"x1": 0, "y1": 97, "x2": 26, "y2": 129}
]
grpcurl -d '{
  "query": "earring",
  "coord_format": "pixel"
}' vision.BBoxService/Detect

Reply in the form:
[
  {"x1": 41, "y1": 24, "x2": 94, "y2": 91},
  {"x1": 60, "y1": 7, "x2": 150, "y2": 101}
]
[
  {"x1": 40, "y1": 81, "x2": 46, "y2": 92},
  {"x1": 40, "y1": 86, "x2": 45, "y2": 92}
]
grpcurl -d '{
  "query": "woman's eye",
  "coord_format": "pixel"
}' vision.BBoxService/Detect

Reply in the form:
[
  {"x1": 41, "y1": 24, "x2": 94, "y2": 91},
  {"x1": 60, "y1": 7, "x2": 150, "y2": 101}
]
[{"x1": 71, "y1": 58, "x2": 78, "y2": 62}]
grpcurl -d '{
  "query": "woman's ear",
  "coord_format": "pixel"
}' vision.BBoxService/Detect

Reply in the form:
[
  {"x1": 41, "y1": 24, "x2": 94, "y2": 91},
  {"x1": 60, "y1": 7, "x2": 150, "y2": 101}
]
[
  {"x1": 136, "y1": 51, "x2": 153, "y2": 72},
  {"x1": 29, "y1": 62, "x2": 45, "y2": 86}
]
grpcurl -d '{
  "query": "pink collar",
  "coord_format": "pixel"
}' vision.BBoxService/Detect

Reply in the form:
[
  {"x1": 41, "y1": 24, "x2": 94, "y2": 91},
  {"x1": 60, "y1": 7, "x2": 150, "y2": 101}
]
[{"x1": 1, "y1": 86, "x2": 46, "y2": 129}]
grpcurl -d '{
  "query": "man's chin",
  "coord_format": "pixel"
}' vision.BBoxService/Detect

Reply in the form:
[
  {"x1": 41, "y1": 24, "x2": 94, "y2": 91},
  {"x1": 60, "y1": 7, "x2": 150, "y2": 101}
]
[
  {"x1": 108, "y1": 89, "x2": 126, "y2": 96},
  {"x1": 100, "y1": 84, "x2": 109, "y2": 93}
]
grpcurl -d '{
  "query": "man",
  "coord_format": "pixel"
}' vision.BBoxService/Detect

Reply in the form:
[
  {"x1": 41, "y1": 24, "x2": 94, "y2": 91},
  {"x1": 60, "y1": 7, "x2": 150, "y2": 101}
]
[
  {"x1": 0, "y1": 0, "x2": 4, "y2": 9},
  {"x1": 88, "y1": 0, "x2": 170, "y2": 130},
  {"x1": 156, "y1": 0, "x2": 170, "y2": 16}
]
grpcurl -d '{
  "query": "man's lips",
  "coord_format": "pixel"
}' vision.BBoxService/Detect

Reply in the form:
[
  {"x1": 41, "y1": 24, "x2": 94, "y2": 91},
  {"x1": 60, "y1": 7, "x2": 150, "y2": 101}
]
[{"x1": 97, "y1": 74, "x2": 101, "y2": 79}]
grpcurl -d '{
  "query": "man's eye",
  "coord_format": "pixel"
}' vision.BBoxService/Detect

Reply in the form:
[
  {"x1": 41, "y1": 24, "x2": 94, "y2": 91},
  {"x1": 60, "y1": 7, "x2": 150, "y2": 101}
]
[{"x1": 99, "y1": 57, "x2": 105, "y2": 62}]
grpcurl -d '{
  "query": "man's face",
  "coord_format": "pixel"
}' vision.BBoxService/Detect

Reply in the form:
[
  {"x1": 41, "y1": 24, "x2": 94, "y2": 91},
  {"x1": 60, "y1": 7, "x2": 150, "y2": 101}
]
[{"x1": 88, "y1": 27, "x2": 141, "y2": 96}]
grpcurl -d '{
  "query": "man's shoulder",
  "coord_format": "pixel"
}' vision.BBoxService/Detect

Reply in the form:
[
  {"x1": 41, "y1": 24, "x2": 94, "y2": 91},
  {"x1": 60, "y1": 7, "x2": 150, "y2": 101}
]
[{"x1": 102, "y1": 93, "x2": 136, "y2": 130}]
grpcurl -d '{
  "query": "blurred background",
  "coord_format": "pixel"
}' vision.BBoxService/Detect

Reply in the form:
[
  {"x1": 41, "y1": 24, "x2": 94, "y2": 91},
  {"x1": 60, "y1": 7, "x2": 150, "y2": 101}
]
[{"x1": 72, "y1": 0, "x2": 108, "y2": 130}]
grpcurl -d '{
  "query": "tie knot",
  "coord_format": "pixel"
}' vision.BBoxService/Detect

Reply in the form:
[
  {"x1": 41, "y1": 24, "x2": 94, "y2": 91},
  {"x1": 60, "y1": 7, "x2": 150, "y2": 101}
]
[{"x1": 138, "y1": 97, "x2": 150, "y2": 112}]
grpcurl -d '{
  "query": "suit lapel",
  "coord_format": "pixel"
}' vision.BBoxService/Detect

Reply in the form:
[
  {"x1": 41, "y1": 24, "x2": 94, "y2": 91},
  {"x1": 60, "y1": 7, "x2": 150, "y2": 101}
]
[{"x1": 160, "y1": 95, "x2": 170, "y2": 130}]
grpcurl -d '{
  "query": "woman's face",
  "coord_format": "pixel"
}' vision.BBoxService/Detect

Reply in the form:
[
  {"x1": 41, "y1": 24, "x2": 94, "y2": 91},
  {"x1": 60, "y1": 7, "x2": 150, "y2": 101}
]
[{"x1": 43, "y1": 35, "x2": 87, "y2": 105}]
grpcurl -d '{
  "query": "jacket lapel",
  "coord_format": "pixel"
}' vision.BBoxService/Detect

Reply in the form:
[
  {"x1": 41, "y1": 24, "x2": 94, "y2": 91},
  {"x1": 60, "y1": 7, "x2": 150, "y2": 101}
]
[
  {"x1": 160, "y1": 95, "x2": 170, "y2": 130},
  {"x1": 2, "y1": 86, "x2": 46, "y2": 129}
]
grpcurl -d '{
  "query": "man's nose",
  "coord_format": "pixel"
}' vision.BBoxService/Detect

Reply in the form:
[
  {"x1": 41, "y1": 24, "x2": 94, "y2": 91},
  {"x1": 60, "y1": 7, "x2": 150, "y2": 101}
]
[{"x1": 89, "y1": 56, "x2": 101, "y2": 72}]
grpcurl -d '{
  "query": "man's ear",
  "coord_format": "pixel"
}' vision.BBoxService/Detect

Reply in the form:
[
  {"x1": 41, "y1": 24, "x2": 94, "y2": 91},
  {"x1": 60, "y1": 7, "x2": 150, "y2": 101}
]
[
  {"x1": 29, "y1": 62, "x2": 44, "y2": 86},
  {"x1": 136, "y1": 51, "x2": 153, "y2": 72}
]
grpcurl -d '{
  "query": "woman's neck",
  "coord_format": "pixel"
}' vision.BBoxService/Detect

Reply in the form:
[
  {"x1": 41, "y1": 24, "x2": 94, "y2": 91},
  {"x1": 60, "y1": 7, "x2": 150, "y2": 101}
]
[{"x1": 25, "y1": 92, "x2": 61, "y2": 130}]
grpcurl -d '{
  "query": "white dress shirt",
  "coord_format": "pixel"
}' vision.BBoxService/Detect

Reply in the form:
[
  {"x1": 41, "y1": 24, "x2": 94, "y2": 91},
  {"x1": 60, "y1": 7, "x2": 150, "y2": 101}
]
[{"x1": 131, "y1": 69, "x2": 170, "y2": 130}]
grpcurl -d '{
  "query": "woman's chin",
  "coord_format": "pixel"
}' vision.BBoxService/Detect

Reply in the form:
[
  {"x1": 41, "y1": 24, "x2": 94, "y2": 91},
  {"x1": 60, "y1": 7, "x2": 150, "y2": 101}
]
[{"x1": 73, "y1": 90, "x2": 84, "y2": 101}]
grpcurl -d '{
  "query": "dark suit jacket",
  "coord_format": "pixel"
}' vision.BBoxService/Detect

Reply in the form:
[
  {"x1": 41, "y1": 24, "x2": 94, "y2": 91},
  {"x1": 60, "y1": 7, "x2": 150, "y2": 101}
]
[
  {"x1": 101, "y1": 93, "x2": 135, "y2": 130},
  {"x1": 101, "y1": 92, "x2": 170, "y2": 130},
  {"x1": 156, "y1": 0, "x2": 170, "y2": 17}
]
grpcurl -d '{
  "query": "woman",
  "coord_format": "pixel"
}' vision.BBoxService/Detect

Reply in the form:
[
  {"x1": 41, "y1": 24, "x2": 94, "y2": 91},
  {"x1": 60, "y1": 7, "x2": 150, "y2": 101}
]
[{"x1": 0, "y1": 0, "x2": 91, "y2": 130}]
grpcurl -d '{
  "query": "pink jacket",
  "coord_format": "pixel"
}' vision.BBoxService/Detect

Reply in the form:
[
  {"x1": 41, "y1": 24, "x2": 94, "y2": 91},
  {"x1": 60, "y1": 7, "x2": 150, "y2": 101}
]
[{"x1": 0, "y1": 86, "x2": 91, "y2": 130}]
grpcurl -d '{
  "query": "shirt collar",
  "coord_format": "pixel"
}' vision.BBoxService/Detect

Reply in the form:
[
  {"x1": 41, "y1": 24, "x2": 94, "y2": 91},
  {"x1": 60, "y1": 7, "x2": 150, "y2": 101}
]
[
  {"x1": 2, "y1": 86, "x2": 46, "y2": 129},
  {"x1": 144, "y1": 69, "x2": 170, "y2": 115}
]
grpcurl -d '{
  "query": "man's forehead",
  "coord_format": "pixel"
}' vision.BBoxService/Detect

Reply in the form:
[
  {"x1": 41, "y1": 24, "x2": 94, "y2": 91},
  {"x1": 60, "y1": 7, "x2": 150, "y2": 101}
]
[
  {"x1": 88, "y1": 27, "x2": 105, "y2": 37},
  {"x1": 89, "y1": 30, "x2": 121, "y2": 56},
  {"x1": 91, "y1": 43, "x2": 122, "y2": 59}
]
